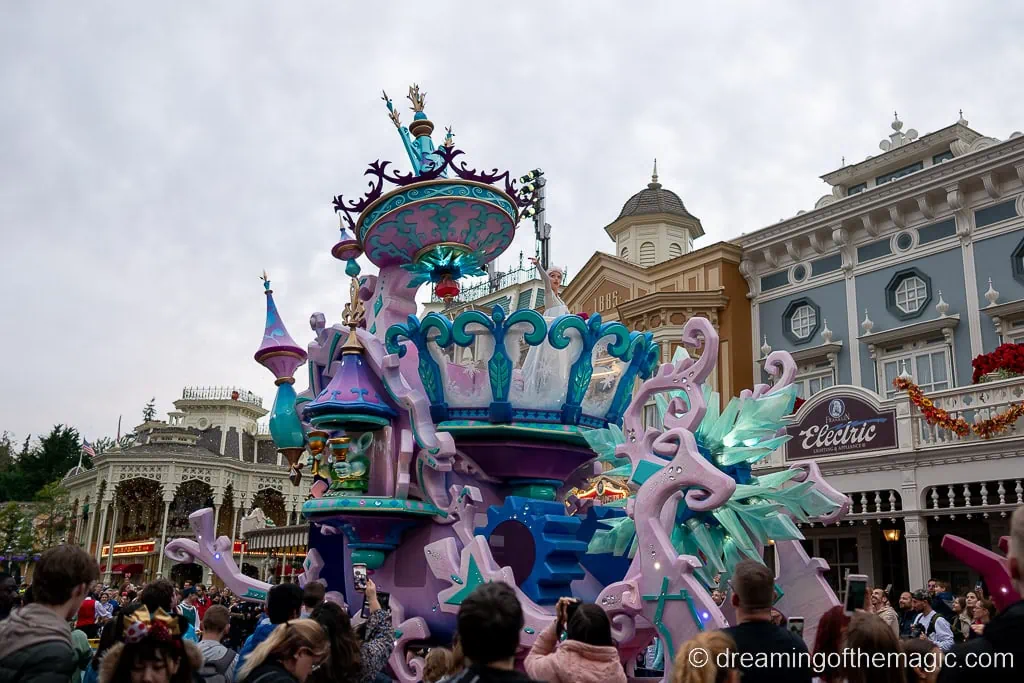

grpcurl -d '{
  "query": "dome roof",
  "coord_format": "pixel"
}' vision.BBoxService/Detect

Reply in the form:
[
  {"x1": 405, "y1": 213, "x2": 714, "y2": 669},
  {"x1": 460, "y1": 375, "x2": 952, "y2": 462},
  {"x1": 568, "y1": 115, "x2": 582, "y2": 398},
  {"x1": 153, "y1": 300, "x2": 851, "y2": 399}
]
[
  {"x1": 617, "y1": 177, "x2": 698, "y2": 222},
  {"x1": 64, "y1": 465, "x2": 87, "y2": 479}
]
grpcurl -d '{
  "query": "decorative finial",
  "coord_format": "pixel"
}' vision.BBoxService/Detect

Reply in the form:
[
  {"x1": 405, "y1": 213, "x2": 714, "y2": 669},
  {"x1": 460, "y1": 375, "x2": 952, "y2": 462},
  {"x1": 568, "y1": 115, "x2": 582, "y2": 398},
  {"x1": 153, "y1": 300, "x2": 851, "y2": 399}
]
[
  {"x1": 935, "y1": 291, "x2": 949, "y2": 317},
  {"x1": 341, "y1": 278, "x2": 366, "y2": 354},
  {"x1": 861, "y1": 309, "x2": 874, "y2": 334},
  {"x1": 985, "y1": 278, "x2": 1000, "y2": 307},
  {"x1": 407, "y1": 83, "x2": 426, "y2": 113},
  {"x1": 958, "y1": 108, "x2": 968, "y2": 125},
  {"x1": 841, "y1": 155, "x2": 845, "y2": 167},
  {"x1": 898, "y1": 359, "x2": 913, "y2": 381},
  {"x1": 254, "y1": 274, "x2": 307, "y2": 381},
  {"x1": 382, "y1": 90, "x2": 401, "y2": 128},
  {"x1": 879, "y1": 112, "x2": 917, "y2": 151},
  {"x1": 443, "y1": 125, "x2": 455, "y2": 148},
  {"x1": 760, "y1": 335, "x2": 772, "y2": 357},
  {"x1": 821, "y1": 319, "x2": 833, "y2": 344},
  {"x1": 648, "y1": 158, "x2": 661, "y2": 190}
]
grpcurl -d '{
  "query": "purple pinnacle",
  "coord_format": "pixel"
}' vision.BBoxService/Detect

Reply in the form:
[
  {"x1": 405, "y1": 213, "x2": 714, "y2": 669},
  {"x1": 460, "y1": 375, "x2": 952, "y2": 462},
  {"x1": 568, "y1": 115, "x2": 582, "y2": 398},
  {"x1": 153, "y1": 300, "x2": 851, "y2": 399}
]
[{"x1": 254, "y1": 274, "x2": 308, "y2": 381}]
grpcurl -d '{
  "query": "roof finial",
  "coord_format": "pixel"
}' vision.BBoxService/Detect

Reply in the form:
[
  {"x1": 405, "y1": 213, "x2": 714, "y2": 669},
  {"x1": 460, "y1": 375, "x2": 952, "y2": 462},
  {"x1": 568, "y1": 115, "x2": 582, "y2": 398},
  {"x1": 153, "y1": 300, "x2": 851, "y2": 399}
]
[
  {"x1": 648, "y1": 158, "x2": 661, "y2": 190},
  {"x1": 958, "y1": 108, "x2": 968, "y2": 125},
  {"x1": 261, "y1": 270, "x2": 270, "y2": 291},
  {"x1": 341, "y1": 277, "x2": 366, "y2": 354}
]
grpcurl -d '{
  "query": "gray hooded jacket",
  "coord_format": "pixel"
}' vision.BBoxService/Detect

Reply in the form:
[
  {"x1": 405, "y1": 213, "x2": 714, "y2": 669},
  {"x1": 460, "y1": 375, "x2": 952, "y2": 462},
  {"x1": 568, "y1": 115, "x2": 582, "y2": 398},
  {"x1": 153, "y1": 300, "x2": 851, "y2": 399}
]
[{"x1": 0, "y1": 603, "x2": 76, "y2": 683}]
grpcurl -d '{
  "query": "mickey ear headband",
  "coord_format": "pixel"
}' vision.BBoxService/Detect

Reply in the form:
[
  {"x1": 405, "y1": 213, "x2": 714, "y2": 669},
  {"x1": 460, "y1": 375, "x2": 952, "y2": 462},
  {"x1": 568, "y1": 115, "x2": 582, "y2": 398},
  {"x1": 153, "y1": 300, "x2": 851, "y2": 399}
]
[{"x1": 123, "y1": 607, "x2": 181, "y2": 644}]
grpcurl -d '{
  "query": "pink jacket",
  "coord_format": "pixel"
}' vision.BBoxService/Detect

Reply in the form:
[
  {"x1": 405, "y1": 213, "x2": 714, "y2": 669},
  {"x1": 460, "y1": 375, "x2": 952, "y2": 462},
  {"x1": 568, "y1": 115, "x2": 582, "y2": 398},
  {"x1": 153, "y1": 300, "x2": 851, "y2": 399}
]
[{"x1": 524, "y1": 622, "x2": 627, "y2": 683}]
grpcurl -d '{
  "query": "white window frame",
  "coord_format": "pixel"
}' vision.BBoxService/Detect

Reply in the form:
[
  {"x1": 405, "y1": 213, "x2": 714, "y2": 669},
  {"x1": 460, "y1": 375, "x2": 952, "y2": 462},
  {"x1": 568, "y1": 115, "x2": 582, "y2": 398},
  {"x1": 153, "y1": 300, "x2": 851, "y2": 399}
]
[
  {"x1": 790, "y1": 304, "x2": 817, "y2": 340},
  {"x1": 877, "y1": 339, "x2": 952, "y2": 398},
  {"x1": 794, "y1": 367, "x2": 835, "y2": 400},
  {"x1": 894, "y1": 276, "x2": 928, "y2": 315}
]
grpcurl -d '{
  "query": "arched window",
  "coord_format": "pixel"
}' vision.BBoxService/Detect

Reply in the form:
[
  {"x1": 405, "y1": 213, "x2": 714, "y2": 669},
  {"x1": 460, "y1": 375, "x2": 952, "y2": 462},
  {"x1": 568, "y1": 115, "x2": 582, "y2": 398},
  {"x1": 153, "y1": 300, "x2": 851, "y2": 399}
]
[
  {"x1": 620, "y1": 246, "x2": 629, "y2": 260},
  {"x1": 668, "y1": 242, "x2": 682, "y2": 259},
  {"x1": 639, "y1": 241, "x2": 656, "y2": 267}
]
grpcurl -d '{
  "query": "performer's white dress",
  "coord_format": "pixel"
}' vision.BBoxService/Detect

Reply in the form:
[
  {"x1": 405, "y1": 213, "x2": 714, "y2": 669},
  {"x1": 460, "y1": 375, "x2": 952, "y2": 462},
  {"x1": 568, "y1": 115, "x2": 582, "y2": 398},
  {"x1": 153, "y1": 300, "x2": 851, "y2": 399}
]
[{"x1": 517, "y1": 293, "x2": 580, "y2": 410}]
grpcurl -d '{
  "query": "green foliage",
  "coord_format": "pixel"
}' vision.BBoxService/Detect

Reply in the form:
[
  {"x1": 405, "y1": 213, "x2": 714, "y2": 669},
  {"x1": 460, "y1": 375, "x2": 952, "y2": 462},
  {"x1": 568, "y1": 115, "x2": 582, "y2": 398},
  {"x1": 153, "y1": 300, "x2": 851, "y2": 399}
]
[
  {"x1": 92, "y1": 436, "x2": 116, "y2": 454},
  {"x1": 33, "y1": 480, "x2": 73, "y2": 548},
  {"x1": 143, "y1": 398, "x2": 157, "y2": 422},
  {"x1": 0, "y1": 425, "x2": 89, "y2": 502}
]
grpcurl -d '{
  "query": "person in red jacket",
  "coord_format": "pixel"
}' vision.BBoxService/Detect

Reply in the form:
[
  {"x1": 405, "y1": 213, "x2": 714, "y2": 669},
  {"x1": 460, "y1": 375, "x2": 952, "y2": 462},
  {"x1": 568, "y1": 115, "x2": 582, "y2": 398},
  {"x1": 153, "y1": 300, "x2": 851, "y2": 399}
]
[
  {"x1": 195, "y1": 584, "x2": 212, "y2": 623},
  {"x1": 75, "y1": 589, "x2": 99, "y2": 638}
]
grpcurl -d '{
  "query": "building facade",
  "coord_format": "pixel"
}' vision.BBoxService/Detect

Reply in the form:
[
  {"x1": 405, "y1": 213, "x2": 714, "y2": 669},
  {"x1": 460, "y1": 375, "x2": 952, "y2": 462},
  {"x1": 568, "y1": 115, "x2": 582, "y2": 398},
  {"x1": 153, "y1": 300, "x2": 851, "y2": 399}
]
[
  {"x1": 63, "y1": 387, "x2": 303, "y2": 586},
  {"x1": 562, "y1": 168, "x2": 753, "y2": 405},
  {"x1": 421, "y1": 251, "x2": 558, "y2": 318},
  {"x1": 737, "y1": 114, "x2": 1024, "y2": 596}
]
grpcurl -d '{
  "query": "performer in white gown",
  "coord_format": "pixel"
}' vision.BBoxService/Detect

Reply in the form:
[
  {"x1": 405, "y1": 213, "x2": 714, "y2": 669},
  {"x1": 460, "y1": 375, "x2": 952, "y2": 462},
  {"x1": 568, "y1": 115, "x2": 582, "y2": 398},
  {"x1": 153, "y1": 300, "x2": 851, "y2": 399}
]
[{"x1": 518, "y1": 257, "x2": 579, "y2": 408}]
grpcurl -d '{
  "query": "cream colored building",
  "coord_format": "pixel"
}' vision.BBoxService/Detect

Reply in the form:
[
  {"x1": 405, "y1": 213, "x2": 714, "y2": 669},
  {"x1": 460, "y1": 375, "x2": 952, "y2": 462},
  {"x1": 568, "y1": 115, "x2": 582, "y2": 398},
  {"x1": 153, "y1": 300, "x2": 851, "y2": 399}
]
[{"x1": 63, "y1": 387, "x2": 301, "y2": 586}]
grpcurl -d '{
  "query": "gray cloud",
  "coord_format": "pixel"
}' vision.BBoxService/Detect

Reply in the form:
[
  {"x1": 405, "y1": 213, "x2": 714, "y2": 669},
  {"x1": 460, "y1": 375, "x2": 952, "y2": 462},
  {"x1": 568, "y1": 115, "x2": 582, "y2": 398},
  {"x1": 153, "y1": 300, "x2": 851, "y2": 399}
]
[{"x1": 1, "y1": 1, "x2": 1021, "y2": 439}]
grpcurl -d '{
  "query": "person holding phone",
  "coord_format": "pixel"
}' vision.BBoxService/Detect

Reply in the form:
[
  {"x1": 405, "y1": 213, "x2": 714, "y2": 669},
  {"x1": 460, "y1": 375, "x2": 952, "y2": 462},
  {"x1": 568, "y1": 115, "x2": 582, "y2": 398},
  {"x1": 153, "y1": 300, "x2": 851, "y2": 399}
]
[
  {"x1": 524, "y1": 597, "x2": 626, "y2": 683},
  {"x1": 310, "y1": 588, "x2": 394, "y2": 683}
]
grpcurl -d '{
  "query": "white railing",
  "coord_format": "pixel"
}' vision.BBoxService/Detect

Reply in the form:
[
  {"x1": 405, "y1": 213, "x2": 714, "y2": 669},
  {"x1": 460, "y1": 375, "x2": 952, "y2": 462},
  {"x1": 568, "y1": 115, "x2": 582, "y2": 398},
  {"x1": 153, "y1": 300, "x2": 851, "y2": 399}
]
[
  {"x1": 908, "y1": 375, "x2": 1024, "y2": 447},
  {"x1": 923, "y1": 479, "x2": 1024, "y2": 519}
]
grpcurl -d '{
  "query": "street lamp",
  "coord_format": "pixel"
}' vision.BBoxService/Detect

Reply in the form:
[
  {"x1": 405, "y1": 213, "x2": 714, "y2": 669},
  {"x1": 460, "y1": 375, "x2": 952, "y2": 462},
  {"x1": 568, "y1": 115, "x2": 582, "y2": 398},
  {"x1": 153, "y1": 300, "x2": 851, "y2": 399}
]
[{"x1": 882, "y1": 527, "x2": 902, "y2": 593}]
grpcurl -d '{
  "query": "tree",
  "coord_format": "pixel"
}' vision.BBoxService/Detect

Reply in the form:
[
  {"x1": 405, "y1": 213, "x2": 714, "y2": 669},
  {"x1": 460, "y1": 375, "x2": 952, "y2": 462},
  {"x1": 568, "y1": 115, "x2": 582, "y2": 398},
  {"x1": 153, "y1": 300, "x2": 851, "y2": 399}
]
[
  {"x1": 33, "y1": 480, "x2": 73, "y2": 548},
  {"x1": 17, "y1": 425, "x2": 84, "y2": 498},
  {"x1": 92, "y1": 436, "x2": 116, "y2": 455},
  {"x1": 142, "y1": 398, "x2": 157, "y2": 422},
  {"x1": 0, "y1": 502, "x2": 24, "y2": 552},
  {"x1": 0, "y1": 431, "x2": 13, "y2": 471}
]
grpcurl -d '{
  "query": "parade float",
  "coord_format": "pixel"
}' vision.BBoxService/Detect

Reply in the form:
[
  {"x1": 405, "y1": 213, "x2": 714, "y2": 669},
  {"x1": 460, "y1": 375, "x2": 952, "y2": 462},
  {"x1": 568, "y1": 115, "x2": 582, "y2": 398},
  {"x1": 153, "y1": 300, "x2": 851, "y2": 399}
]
[{"x1": 169, "y1": 86, "x2": 860, "y2": 682}]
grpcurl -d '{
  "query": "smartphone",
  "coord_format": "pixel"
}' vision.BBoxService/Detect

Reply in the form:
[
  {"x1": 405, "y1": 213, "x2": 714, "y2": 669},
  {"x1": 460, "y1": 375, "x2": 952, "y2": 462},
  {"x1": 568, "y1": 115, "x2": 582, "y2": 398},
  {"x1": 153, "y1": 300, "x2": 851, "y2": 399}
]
[
  {"x1": 788, "y1": 616, "x2": 805, "y2": 640},
  {"x1": 565, "y1": 598, "x2": 582, "y2": 625},
  {"x1": 361, "y1": 590, "x2": 389, "y2": 618},
  {"x1": 844, "y1": 574, "x2": 869, "y2": 615},
  {"x1": 353, "y1": 563, "x2": 368, "y2": 592},
  {"x1": 885, "y1": 584, "x2": 892, "y2": 595}
]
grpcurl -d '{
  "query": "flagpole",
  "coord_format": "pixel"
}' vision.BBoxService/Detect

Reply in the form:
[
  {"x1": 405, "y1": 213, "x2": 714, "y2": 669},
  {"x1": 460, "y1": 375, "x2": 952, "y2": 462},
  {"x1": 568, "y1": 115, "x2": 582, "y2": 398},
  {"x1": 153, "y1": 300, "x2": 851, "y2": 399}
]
[
  {"x1": 116, "y1": 415, "x2": 122, "y2": 442},
  {"x1": 76, "y1": 443, "x2": 84, "y2": 469}
]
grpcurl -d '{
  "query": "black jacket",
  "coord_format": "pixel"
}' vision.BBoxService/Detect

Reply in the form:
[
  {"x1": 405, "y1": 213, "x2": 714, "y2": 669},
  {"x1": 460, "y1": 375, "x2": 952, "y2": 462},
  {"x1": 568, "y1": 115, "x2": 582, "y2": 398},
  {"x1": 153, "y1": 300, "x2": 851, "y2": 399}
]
[
  {"x1": 0, "y1": 639, "x2": 75, "y2": 683},
  {"x1": 239, "y1": 660, "x2": 299, "y2": 683},
  {"x1": 938, "y1": 599, "x2": 1024, "y2": 683}
]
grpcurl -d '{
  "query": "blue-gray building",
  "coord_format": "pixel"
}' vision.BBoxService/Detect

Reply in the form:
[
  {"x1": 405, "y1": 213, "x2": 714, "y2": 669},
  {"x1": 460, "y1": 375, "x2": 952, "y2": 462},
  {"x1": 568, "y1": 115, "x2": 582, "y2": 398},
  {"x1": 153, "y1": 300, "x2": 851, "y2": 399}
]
[{"x1": 737, "y1": 114, "x2": 1024, "y2": 598}]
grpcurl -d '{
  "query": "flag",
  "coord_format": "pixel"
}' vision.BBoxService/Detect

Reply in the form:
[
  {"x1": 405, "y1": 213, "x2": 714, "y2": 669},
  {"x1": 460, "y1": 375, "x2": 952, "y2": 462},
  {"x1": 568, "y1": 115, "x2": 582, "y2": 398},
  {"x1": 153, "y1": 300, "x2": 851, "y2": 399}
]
[{"x1": 82, "y1": 439, "x2": 96, "y2": 458}]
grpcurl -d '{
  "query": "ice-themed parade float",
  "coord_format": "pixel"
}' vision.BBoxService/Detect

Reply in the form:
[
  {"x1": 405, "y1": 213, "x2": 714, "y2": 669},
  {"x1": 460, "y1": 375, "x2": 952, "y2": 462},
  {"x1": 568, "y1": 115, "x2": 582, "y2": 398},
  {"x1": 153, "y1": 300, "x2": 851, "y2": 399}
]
[{"x1": 167, "y1": 86, "x2": 859, "y2": 682}]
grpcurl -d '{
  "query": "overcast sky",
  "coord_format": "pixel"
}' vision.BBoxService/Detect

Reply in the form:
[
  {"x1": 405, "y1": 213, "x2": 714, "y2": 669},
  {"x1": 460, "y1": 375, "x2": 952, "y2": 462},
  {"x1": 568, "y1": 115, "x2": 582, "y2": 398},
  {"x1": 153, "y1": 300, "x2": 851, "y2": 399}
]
[{"x1": 2, "y1": 2, "x2": 1022, "y2": 442}]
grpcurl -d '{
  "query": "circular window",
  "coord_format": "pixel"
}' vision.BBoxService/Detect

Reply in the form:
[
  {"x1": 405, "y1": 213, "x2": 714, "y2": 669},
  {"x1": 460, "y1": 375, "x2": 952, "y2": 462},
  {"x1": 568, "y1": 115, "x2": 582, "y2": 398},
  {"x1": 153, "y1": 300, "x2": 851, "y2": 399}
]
[
  {"x1": 895, "y1": 231, "x2": 915, "y2": 252},
  {"x1": 790, "y1": 304, "x2": 817, "y2": 339},
  {"x1": 792, "y1": 264, "x2": 807, "y2": 282},
  {"x1": 895, "y1": 276, "x2": 928, "y2": 314},
  {"x1": 486, "y1": 520, "x2": 534, "y2": 588},
  {"x1": 197, "y1": 417, "x2": 209, "y2": 429}
]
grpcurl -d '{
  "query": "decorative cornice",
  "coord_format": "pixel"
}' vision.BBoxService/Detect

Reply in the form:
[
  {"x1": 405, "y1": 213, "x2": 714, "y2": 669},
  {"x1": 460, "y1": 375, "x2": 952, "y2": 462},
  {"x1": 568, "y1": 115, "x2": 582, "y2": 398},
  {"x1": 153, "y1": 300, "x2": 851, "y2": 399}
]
[
  {"x1": 819, "y1": 123, "x2": 982, "y2": 184},
  {"x1": 616, "y1": 290, "x2": 730, "y2": 318},
  {"x1": 763, "y1": 340, "x2": 842, "y2": 366},
  {"x1": 737, "y1": 136, "x2": 1024, "y2": 253},
  {"x1": 981, "y1": 297, "x2": 1024, "y2": 320},
  {"x1": 858, "y1": 313, "x2": 960, "y2": 350}
]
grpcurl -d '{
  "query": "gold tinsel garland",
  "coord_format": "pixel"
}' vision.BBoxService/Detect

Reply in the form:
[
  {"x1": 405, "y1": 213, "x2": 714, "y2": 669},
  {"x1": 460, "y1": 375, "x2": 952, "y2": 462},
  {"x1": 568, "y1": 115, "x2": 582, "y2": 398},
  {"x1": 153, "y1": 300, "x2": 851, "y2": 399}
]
[{"x1": 893, "y1": 376, "x2": 1024, "y2": 439}]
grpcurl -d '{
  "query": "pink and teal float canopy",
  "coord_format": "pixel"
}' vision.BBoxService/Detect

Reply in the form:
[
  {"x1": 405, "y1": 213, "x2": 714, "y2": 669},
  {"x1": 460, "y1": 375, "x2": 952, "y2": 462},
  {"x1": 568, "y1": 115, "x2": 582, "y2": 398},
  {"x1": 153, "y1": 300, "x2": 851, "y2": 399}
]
[{"x1": 331, "y1": 85, "x2": 538, "y2": 298}]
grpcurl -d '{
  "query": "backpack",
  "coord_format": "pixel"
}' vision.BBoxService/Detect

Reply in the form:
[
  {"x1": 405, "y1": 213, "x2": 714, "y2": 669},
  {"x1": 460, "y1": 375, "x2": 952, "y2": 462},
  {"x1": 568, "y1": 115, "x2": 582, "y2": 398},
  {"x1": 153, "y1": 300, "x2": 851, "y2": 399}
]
[{"x1": 199, "y1": 648, "x2": 236, "y2": 683}]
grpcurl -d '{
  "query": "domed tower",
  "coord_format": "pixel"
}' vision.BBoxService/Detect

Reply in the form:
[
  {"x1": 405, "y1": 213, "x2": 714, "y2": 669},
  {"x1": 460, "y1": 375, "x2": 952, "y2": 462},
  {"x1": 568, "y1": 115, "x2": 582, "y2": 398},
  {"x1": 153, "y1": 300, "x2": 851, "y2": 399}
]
[{"x1": 605, "y1": 160, "x2": 704, "y2": 267}]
